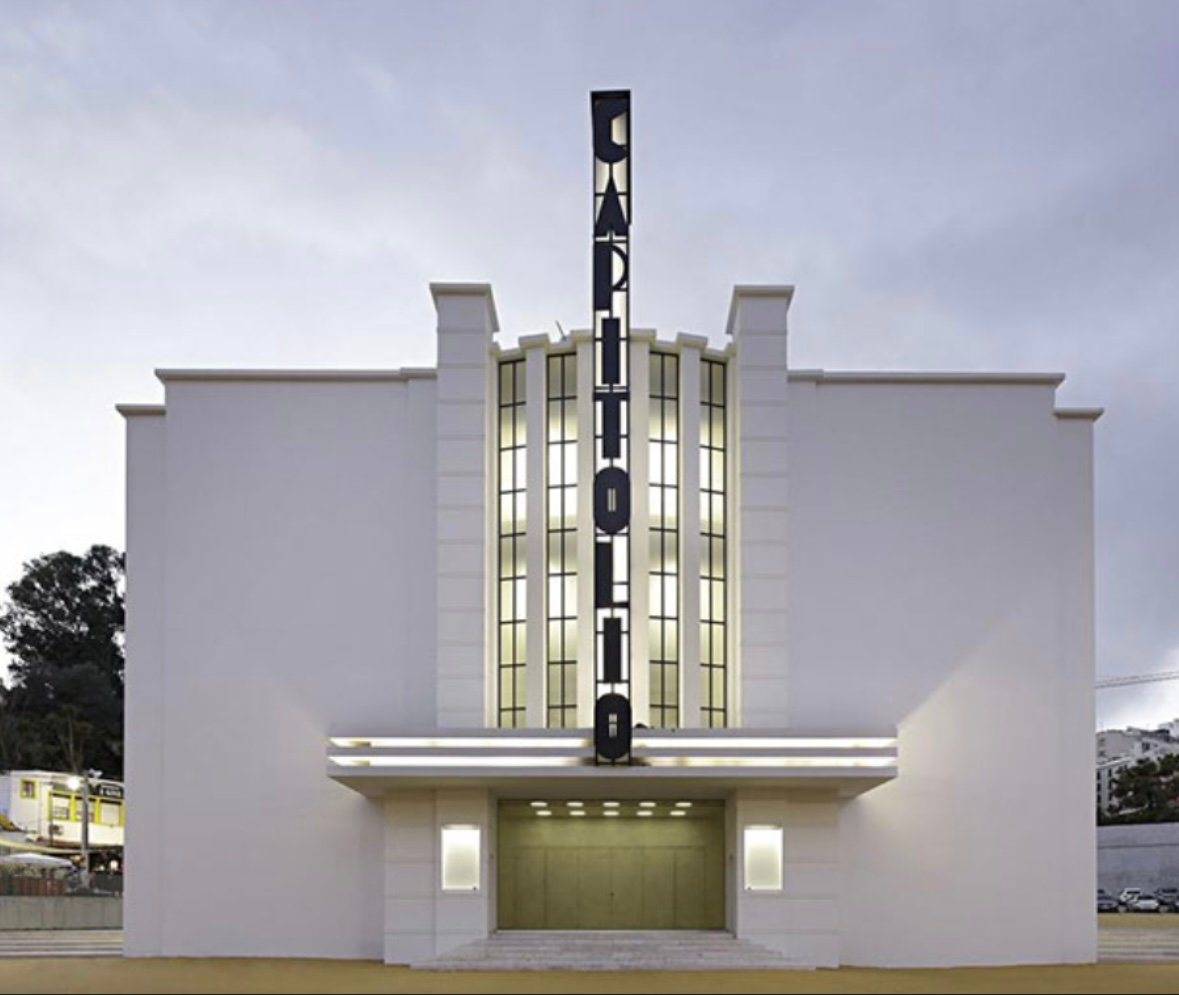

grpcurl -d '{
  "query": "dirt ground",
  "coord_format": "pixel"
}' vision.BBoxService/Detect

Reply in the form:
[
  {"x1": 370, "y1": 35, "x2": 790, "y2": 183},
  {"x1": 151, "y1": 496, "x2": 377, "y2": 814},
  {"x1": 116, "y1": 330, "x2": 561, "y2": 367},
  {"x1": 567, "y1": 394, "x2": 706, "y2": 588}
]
[
  {"x1": 1100, "y1": 912, "x2": 1179, "y2": 928},
  {"x1": 1, "y1": 959, "x2": 1178, "y2": 995}
]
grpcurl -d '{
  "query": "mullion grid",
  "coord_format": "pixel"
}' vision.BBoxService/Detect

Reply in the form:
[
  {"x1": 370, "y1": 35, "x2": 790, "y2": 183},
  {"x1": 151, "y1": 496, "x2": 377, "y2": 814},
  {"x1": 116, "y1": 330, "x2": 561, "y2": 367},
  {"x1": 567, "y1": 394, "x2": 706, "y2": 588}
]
[
  {"x1": 497, "y1": 359, "x2": 527, "y2": 728},
  {"x1": 546, "y1": 353, "x2": 578, "y2": 728},
  {"x1": 700, "y1": 358, "x2": 727, "y2": 728},
  {"x1": 649, "y1": 351, "x2": 680, "y2": 728}
]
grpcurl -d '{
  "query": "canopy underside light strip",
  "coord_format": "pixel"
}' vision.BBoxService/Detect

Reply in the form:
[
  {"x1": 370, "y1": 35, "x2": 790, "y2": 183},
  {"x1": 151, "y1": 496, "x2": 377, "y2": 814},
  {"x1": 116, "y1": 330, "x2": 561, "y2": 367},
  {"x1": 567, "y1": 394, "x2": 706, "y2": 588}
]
[
  {"x1": 330, "y1": 735, "x2": 897, "y2": 751},
  {"x1": 329, "y1": 754, "x2": 896, "y2": 769}
]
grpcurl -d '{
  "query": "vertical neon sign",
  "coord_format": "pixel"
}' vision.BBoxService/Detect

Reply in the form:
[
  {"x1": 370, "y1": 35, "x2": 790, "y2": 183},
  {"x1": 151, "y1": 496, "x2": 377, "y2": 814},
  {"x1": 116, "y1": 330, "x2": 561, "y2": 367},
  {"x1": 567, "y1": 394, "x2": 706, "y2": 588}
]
[{"x1": 590, "y1": 90, "x2": 632, "y2": 761}]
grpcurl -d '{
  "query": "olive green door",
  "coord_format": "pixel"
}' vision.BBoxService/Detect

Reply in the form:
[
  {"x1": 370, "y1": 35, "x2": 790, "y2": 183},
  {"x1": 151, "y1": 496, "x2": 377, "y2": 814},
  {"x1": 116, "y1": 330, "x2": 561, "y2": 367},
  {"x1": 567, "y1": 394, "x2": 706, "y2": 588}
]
[{"x1": 497, "y1": 800, "x2": 725, "y2": 930}]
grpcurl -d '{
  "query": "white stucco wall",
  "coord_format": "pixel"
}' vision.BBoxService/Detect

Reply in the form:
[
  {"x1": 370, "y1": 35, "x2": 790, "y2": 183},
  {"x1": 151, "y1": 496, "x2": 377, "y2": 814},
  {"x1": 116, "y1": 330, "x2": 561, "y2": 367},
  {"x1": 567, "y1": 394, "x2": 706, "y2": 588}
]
[
  {"x1": 731, "y1": 788, "x2": 841, "y2": 967},
  {"x1": 121, "y1": 293, "x2": 1096, "y2": 965},
  {"x1": 123, "y1": 374, "x2": 437, "y2": 958},
  {"x1": 782, "y1": 377, "x2": 1096, "y2": 966},
  {"x1": 383, "y1": 787, "x2": 493, "y2": 965}
]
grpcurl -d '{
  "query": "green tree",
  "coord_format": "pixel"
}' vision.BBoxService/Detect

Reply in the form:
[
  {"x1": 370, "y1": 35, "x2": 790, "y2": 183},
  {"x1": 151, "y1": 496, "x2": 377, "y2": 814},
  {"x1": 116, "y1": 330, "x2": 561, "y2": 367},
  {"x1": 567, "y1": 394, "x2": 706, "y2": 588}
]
[
  {"x1": 0, "y1": 545, "x2": 125, "y2": 778},
  {"x1": 1106, "y1": 755, "x2": 1179, "y2": 824}
]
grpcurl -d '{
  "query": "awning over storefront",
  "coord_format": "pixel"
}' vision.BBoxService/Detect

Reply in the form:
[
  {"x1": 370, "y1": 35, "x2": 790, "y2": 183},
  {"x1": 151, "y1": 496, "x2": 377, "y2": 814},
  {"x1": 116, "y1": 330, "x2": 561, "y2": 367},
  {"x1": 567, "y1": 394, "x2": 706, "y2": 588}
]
[
  {"x1": 0, "y1": 832, "x2": 79, "y2": 856},
  {"x1": 326, "y1": 728, "x2": 897, "y2": 797}
]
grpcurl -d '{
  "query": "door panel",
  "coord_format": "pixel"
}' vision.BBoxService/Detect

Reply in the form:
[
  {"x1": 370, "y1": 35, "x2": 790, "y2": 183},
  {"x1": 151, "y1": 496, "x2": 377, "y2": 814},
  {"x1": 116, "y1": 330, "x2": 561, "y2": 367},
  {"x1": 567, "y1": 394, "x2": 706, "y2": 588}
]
[
  {"x1": 515, "y1": 849, "x2": 546, "y2": 929},
  {"x1": 673, "y1": 848, "x2": 706, "y2": 929},
  {"x1": 641, "y1": 849, "x2": 676, "y2": 929},
  {"x1": 611, "y1": 848, "x2": 646, "y2": 929},
  {"x1": 578, "y1": 850, "x2": 613, "y2": 928},
  {"x1": 545, "y1": 849, "x2": 580, "y2": 929},
  {"x1": 497, "y1": 801, "x2": 726, "y2": 930}
]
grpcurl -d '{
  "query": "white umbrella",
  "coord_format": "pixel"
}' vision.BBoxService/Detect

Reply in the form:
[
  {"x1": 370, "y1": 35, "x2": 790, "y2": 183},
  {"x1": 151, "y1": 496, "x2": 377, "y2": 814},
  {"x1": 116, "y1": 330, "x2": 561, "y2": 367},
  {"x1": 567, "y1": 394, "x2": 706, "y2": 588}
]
[{"x1": 0, "y1": 853, "x2": 74, "y2": 868}]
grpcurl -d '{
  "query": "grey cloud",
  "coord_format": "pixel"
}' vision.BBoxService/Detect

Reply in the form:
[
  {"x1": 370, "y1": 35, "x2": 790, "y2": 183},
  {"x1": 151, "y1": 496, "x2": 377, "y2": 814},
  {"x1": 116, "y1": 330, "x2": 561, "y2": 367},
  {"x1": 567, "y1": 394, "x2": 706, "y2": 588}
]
[{"x1": 1, "y1": 0, "x2": 1176, "y2": 725}]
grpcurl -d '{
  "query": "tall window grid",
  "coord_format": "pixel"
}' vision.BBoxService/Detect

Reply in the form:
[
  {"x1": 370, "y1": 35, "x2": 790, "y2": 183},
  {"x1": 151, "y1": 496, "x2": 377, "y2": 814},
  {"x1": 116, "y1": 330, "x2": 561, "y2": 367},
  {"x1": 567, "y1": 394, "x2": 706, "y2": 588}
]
[
  {"x1": 545, "y1": 353, "x2": 578, "y2": 728},
  {"x1": 700, "y1": 358, "x2": 728, "y2": 727},
  {"x1": 649, "y1": 351, "x2": 680, "y2": 728},
  {"x1": 497, "y1": 359, "x2": 527, "y2": 728}
]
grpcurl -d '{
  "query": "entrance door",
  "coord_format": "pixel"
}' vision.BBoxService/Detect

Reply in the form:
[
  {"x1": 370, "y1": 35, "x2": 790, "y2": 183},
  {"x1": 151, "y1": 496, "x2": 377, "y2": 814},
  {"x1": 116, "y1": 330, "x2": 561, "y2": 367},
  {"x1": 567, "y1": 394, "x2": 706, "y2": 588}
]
[{"x1": 497, "y1": 800, "x2": 725, "y2": 930}]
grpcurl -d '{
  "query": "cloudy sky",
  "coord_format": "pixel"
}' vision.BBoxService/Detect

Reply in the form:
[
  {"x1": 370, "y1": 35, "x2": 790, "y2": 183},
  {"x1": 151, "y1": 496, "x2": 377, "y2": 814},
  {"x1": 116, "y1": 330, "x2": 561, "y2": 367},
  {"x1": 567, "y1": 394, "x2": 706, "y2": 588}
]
[{"x1": 1, "y1": 1, "x2": 1176, "y2": 729}]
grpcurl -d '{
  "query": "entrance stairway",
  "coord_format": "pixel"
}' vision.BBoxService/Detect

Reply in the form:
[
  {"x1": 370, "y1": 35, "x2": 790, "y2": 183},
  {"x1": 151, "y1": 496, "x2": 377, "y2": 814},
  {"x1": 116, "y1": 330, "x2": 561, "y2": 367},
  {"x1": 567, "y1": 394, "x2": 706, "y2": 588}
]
[{"x1": 414, "y1": 930, "x2": 806, "y2": 971}]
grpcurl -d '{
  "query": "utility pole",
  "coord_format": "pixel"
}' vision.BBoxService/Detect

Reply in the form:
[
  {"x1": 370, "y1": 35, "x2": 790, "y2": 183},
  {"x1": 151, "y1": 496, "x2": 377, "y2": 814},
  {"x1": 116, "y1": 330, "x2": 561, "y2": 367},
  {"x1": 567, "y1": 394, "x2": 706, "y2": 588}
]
[
  {"x1": 69, "y1": 771, "x2": 93, "y2": 889},
  {"x1": 80, "y1": 774, "x2": 90, "y2": 890}
]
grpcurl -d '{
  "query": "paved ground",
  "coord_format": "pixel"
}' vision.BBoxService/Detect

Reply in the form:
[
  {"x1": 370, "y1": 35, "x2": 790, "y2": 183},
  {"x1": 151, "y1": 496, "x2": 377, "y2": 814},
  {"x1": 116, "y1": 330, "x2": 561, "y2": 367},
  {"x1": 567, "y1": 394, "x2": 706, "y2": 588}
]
[
  {"x1": 1, "y1": 958, "x2": 1178, "y2": 994},
  {"x1": 1099, "y1": 912, "x2": 1179, "y2": 929},
  {"x1": 0, "y1": 919, "x2": 1176, "y2": 993}
]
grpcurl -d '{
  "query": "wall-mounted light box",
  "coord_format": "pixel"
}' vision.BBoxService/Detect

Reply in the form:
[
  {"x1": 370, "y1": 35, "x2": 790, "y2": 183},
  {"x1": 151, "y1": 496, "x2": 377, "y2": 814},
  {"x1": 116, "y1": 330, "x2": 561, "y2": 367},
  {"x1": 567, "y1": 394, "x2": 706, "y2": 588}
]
[
  {"x1": 743, "y1": 825, "x2": 783, "y2": 891},
  {"x1": 441, "y1": 825, "x2": 481, "y2": 892}
]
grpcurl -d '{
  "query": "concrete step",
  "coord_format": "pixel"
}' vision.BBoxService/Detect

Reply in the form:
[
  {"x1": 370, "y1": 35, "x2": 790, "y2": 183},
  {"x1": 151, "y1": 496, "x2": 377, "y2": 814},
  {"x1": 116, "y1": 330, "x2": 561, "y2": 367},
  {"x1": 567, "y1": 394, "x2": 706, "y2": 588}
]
[
  {"x1": 0, "y1": 929, "x2": 123, "y2": 958},
  {"x1": 415, "y1": 930, "x2": 806, "y2": 971},
  {"x1": 1099, "y1": 929, "x2": 1179, "y2": 963}
]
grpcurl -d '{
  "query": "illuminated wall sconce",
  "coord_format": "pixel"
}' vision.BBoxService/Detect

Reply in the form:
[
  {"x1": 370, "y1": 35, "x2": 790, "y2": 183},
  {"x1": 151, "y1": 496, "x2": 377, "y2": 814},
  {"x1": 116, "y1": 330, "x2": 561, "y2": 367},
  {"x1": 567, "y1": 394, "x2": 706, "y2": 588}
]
[
  {"x1": 441, "y1": 825, "x2": 481, "y2": 892},
  {"x1": 743, "y1": 825, "x2": 783, "y2": 892}
]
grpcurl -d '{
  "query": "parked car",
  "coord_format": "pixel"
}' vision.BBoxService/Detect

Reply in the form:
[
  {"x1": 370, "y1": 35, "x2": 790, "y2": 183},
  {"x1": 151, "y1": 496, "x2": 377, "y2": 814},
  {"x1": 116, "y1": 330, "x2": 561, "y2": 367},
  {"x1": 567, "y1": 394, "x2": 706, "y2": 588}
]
[
  {"x1": 1156, "y1": 887, "x2": 1178, "y2": 911},
  {"x1": 1118, "y1": 887, "x2": 1142, "y2": 909},
  {"x1": 1128, "y1": 893, "x2": 1162, "y2": 913},
  {"x1": 1097, "y1": 890, "x2": 1119, "y2": 913}
]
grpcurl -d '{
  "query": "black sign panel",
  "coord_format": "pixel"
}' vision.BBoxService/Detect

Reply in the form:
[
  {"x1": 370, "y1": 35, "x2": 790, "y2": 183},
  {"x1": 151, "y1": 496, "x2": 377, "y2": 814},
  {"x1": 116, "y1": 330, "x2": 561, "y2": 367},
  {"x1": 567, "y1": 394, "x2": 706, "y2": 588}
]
[
  {"x1": 594, "y1": 692, "x2": 633, "y2": 762},
  {"x1": 591, "y1": 89, "x2": 633, "y2": 762}
]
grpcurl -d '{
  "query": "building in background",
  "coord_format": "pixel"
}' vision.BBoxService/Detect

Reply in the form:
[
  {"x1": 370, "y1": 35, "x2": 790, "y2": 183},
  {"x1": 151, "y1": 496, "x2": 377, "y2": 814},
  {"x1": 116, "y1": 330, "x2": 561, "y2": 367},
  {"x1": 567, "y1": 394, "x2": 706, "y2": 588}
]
[
  {"x1": 119, "y1": 91, "x2": 1099, "y2": 968},
  {"x1": 0, "y1": 770, "x2": 124, "y2": 849},
  {"x1": 1097, "y1": 722, "x2": 1179, "y2": 764},
  {"x1": 1096, "y1": 721, "x2": 1179, "y2": 814}
]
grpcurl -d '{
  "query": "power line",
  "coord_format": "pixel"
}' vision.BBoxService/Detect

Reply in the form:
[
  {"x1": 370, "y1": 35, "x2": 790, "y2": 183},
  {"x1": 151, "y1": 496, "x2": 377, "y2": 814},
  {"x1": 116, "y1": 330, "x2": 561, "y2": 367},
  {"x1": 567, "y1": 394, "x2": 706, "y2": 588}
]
[{"x1": 1089, "y1": 674, "x2": 1179, "y2": 688}]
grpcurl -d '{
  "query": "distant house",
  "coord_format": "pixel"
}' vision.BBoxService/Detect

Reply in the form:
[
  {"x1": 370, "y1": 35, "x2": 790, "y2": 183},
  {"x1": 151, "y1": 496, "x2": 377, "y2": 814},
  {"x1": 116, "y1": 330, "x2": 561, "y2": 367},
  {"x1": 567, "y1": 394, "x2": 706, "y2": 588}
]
[{"x1": 0, "y1": 770, "x2": 124, "y2": 849}]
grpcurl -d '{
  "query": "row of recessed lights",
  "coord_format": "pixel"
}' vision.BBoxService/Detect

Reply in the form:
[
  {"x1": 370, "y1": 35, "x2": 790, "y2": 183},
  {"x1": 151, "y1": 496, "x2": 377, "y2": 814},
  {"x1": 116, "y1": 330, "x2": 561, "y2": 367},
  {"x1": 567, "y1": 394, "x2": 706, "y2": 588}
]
[{"x1": 529, "y1": 800, "x2": 694, "y2": 818}]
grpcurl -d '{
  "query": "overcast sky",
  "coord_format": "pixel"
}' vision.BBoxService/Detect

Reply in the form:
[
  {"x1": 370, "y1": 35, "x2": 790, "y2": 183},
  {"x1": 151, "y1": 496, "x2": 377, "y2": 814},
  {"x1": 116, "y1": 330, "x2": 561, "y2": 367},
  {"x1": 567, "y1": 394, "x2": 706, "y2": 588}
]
[{"x1": 1, "y1": 1, "x2": 1176, "y2": 730}]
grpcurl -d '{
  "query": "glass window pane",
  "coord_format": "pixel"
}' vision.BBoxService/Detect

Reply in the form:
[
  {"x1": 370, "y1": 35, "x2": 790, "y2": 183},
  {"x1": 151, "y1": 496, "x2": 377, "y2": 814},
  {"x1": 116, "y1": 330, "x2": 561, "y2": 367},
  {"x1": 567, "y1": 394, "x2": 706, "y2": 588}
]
[
  {"x1": 513, "y1": 580, "x2": 527, "y2": 623},
  {"x1": 564, "y1": 443, "x2": 578, "y2": 484},
  {"x1": 663, "y1": 533, "x2": 679, "y2": 572}
]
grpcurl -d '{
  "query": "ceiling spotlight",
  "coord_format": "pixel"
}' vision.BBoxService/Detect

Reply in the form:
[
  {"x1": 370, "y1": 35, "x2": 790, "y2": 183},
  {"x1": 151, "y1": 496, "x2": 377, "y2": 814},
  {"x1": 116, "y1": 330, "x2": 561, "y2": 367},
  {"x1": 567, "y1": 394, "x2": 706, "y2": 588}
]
[
  {"x1": 603, "y1": 801, "x2": 620, "y2": 808},
  {"x1": 639, "y1": 801, "x2": 656, "y2": 809},
  {"x1": 638, "y1": 810, "x2": 653, "y2": 818},
  {"x1": 670, "y1": 810, "x2": 687, "y2": 818},
  {"x1": 604, "y1": 811, "x2": 620, "y2": 818},
  {"x1": 537, "y1": 810, "x2": 552, "y2": 817},
  {"x1": 530, "y1": 801, "x2": 547, "y2": 808},
  {"x1": 675, "y1": 801, "x2": 693, "y2": 808},
  {"x1": 566, "y1": 801, "x2": 584, "y2": 808},
  {"x1": 571, "y1": 810, "x2": 587, "y2": 817}
]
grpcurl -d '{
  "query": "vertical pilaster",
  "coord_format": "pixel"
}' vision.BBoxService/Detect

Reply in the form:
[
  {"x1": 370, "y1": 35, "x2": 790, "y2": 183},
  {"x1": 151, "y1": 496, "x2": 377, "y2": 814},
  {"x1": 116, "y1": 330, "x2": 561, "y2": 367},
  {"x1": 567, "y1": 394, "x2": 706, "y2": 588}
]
[
  {"x1": 678, "y1": 334, "x2": 705, "y2": 727},
  {"x1": 434, "y1": 788, "x2": 493, "y2": 956},
  {"x1": 433, "y1": 283, "x2": 498, "y2": 729},
  {"x1": 731, "y1": 788, "x2": 839, "y2": 966},
  {"x1": 121, "y1": 408, "x2": 166, "y2": 957},
  {"x1": 727, "y1": 285, "x2": 793, "y2": 728},
  {"x1": 629, "y1": 330, "x2": 652, "y2": 724},
  {"x1": 521, "y1": 336, "x2": 548, "y2": 727},
  {"x1": 574, "y1": 330, "x2": 596, "y2": 727}
]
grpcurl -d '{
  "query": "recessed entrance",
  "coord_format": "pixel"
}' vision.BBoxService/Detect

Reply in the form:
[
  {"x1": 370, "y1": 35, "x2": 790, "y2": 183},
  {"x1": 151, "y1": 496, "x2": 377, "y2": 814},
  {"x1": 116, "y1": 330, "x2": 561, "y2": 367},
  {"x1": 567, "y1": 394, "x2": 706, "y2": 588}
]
[{"x1": 496, "y1": 799, "x2": 725, "y2": 930}]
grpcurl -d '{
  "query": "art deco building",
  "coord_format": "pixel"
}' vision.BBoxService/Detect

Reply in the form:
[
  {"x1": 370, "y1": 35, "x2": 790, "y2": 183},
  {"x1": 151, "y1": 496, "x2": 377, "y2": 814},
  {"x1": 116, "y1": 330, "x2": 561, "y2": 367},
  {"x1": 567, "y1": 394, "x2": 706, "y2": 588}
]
[{"x1": 119, "y1": 93, "x2": 1099, "y2": 968}]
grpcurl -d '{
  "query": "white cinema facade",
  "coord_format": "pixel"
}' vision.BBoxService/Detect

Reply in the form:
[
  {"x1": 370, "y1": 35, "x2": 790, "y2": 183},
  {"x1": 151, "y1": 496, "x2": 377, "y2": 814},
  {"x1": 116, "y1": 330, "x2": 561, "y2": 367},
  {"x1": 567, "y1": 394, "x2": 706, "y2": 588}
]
[{"x1": 119, "y1": 93, "x2": 1098, "y2": 967}]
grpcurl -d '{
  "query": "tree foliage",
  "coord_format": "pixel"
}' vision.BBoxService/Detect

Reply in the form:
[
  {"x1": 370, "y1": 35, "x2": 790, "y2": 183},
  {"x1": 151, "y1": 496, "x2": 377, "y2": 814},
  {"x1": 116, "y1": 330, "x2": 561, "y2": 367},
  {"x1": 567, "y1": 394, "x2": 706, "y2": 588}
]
[
  {"x1": 1102, "y1": 754, "x2": 1179, "y2": 825},
  {"x1": 0, "y1": 546, "x2": 125, "y2": 778}
]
